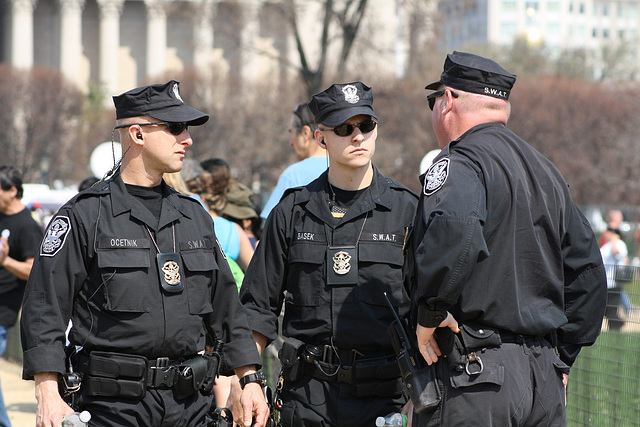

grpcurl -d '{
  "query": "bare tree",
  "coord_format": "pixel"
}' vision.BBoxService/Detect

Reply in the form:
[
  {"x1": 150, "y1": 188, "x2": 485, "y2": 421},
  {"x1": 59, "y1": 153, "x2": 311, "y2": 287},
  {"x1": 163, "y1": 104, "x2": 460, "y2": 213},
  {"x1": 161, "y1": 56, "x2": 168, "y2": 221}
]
[{"x1": 287, "y1": 0, "x2": 369, "y2": 98}]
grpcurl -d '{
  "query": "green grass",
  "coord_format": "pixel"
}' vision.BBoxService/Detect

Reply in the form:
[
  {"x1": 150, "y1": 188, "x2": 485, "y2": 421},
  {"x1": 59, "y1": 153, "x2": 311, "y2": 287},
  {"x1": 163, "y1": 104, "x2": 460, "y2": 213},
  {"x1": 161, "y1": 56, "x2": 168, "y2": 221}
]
[{"x1": 567, "y1": 330, "x2": 640, "y2": 426}]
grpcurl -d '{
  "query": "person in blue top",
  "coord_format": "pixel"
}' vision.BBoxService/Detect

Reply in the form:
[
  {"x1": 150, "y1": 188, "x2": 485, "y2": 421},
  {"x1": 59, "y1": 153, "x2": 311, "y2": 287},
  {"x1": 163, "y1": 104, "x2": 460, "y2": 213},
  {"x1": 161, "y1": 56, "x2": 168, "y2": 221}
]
[{"x1": 260, "y1": 103, "x2": 328, "y2": 220}]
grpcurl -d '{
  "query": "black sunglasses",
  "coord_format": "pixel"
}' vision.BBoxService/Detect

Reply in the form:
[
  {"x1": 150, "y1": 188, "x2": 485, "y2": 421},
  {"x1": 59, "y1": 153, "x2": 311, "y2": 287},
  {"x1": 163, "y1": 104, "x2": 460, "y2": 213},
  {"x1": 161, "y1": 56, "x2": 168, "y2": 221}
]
[
  {"x1": 427, "y1": 90, "x2": 459, "y2": 111},
  {"x1": 321, "y1": 120, "x2": 377, "y2": 137},
  {"x1": 114, "y1": 121, "x2": 189, "y2": 136}
]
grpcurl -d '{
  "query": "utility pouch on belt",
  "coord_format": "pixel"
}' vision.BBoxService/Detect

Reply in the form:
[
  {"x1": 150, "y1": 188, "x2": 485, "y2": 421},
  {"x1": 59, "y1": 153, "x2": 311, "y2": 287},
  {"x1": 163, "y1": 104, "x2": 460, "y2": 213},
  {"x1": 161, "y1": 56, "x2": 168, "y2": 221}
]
[
  {"x1": 459, "y1": 323, "x2": 501, "y2": 350},
  {"x1": 174, "y1": 356, "x2": 208, "y2": 400},
  {"x1": 278, "y1": 337, "x2": 305, "y2": 383},
  {"x1": 84, "y1": 352, "x2": 147, "y2": 399}
]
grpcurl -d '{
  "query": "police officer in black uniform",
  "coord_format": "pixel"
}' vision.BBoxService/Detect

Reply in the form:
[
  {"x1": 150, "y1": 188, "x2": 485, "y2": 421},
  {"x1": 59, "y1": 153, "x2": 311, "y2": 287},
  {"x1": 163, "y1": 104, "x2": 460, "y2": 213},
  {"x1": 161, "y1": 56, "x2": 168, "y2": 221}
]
[
  {"x1": 410, "y1": 52, "x2": 607, "y2": 426},
  {"x1": 237, "y1": 82, "x2": 418, "y2": 426},
  {"x1": 20, "y1": 81, "x2": 269, "y2": 427}
]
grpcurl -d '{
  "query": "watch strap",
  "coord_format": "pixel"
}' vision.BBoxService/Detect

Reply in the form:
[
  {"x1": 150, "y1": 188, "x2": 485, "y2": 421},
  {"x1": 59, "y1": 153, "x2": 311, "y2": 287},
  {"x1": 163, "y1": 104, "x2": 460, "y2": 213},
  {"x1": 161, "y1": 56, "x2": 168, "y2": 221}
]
[{"x1": 239, "y1": 372, "x2": 265, "y2": 389}]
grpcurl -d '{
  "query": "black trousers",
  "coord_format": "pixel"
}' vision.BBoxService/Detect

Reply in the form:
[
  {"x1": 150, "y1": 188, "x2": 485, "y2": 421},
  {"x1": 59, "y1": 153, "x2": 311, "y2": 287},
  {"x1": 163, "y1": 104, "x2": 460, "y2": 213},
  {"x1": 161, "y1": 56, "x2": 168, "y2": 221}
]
[
  {"x1": 414, "y1": 338, "x2": 569, "y2": 427},
  {"x1": 77, "y1": 387, "x2": 212, "y2": 427},
  {"x1": 278, "y1": 376, "x2": 405, "y2": 427}
]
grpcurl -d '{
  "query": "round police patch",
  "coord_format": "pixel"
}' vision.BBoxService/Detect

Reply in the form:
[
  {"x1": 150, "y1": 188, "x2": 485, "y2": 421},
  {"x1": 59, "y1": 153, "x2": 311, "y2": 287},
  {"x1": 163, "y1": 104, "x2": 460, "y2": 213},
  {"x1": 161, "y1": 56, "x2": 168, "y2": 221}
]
[
  {"x1": 40, "y1": 216, "x2": 71, "y2": 257},
  {"x1": 424, "y1": 158, "x2": 450, "y2": 196}
]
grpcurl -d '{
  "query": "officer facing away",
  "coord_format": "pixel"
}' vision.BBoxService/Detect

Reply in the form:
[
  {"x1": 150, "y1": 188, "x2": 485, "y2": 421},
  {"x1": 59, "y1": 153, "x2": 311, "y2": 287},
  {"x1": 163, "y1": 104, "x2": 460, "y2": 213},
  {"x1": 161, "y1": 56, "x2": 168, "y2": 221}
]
[
  {"x1": 237, "y1": 82, "x2": 418, "y2": 426},
  {"x1": 20, "y1": 81, "x2": 269, "y2": 427},
  {"x1": 410, "y1": 52, "x2": 607, "y2": 426}
]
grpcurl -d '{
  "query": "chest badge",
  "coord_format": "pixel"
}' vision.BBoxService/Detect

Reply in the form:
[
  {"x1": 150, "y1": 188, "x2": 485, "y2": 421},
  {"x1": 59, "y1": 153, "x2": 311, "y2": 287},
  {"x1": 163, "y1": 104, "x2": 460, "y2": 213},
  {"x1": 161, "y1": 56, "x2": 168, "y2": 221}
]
[
  {"x1": 424, "y1": 158, "x2": 450, "y2": 196},
  {"x1": 157, "y1": 252, "x2": 184, "y2": 293},
  {"x1": 161, "y1": 260, "x2": 181, "y2": 285},
  {"x1": 332, "y1": 250, "x2": 352, "y2": 275}
]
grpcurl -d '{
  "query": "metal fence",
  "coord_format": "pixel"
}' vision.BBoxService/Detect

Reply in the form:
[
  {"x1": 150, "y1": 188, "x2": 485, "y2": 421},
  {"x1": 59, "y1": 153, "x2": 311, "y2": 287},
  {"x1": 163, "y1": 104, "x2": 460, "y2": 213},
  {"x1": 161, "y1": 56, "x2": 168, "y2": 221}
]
[{"x1": 567, "y1": 264, "x2": 640, "y2": 426}]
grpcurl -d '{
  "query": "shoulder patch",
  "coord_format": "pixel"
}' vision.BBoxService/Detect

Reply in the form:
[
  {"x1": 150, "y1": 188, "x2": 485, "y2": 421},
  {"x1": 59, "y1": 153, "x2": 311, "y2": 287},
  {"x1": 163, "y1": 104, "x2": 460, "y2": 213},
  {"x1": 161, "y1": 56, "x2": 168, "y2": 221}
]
[
  {"x1": 423, "y1": 158, "x2": 450, "y2": 196},
  {"x1": 40, "y1": 216, "x2": 71, "y2": 257}
]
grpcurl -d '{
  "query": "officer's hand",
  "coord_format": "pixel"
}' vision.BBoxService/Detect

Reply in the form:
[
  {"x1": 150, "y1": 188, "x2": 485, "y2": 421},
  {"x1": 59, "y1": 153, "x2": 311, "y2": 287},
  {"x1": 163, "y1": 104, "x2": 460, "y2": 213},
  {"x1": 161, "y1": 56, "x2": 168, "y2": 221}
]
[
  {"x1": 239, "y1": 382, "x2": 269, "y2": 427},
  {"x1": 227, "y1": 375, "x2": 243, "y2": 424},
  {"x1": 34, "y1": 372, "x2": 74, "y2": 427},
  {"x1": 417, "y1": 312, "x2": 460, "y2": 365}
]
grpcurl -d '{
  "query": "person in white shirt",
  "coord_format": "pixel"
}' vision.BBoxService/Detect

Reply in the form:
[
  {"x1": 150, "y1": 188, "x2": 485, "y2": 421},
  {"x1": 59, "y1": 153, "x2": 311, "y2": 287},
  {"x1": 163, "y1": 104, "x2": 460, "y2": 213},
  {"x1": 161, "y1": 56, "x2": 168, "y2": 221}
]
[{"x1": 600, "y1": 210, "x2": 629, "y2": 331}]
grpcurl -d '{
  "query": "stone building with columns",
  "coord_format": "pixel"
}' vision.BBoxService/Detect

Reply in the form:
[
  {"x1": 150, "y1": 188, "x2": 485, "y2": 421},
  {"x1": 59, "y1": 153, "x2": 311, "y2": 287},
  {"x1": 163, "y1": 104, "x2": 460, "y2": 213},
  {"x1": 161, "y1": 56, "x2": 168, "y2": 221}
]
[{"x1": 0, "y1": 0, "x2": 436, "y2": 97}]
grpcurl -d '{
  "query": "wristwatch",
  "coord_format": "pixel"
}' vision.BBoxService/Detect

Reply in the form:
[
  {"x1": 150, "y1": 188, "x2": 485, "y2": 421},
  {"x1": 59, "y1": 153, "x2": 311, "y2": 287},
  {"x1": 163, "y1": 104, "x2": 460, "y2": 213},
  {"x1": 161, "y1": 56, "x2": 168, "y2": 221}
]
[{"x1": 239, "y1": 371, "x2": 266, "y2": 389}]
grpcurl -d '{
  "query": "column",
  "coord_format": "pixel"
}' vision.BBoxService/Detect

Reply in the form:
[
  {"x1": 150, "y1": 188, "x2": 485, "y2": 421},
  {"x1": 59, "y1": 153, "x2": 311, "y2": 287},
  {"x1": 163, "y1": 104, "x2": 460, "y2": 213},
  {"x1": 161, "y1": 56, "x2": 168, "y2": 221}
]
[
  {"x1": 144, "y1": 0, "x2": 167, "y2": 78},
  {"x1": 193, "y1": 0, "x2": 215, "y2": 71},
  {"x1": 97, "y1": 0, "x2": 124, "y2": 100},
  {"x1": 59, "y1": 0, "x2": 86, "y2": 87},
  {"x1": 10, "y1": 0, "x2": 36, "y2": 69},
  {"x1": 241, "y1": 0, "x2": 261, "y2": 81}
]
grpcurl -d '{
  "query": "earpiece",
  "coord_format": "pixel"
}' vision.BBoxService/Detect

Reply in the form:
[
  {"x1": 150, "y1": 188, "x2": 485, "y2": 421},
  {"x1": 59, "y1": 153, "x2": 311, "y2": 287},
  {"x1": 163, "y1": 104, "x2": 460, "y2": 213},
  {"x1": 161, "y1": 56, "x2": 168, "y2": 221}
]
[
  {"x1": 320, "y1": 140, "x2": 325, "y2": 146},
  {"x1": 137, "y1": 133, "x2": 143, "y2": 140}
]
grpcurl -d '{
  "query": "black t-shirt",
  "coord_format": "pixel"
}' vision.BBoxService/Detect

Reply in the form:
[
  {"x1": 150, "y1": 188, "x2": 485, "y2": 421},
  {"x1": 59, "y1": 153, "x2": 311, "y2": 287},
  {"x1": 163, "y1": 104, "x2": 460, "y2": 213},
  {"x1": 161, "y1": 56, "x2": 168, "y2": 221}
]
[
  {"x1": 0, "y1": 207, "x2": 44, "y2": 326},
  {"x1": 125, "y1": 183, "x2": 163, "y2": 222}
]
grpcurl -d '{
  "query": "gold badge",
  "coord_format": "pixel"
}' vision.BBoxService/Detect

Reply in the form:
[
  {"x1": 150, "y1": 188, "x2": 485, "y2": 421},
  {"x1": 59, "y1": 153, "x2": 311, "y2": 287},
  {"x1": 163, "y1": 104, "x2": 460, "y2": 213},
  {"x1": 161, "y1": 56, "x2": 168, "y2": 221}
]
[
  {"x1": 332, "y1": 251, "x2": 352, "y2": 275},
  {"x1": 161, "y1": 260, "x2": 181, "y2": 285}
]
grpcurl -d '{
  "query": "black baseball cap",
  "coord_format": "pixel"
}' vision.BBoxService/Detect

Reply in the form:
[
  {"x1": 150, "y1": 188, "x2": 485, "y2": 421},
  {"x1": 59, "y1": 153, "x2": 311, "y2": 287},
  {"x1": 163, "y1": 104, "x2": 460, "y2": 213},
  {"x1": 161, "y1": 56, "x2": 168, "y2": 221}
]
[
  {"x1": 113, "y1": 80, "x2": 209, "y2": 125},
  {"x1": 425, "y1": 51, "x2": 517, "y2": 100},
  {"x1": 308, "y1": 81, "x2": 377, "y2": 127}
]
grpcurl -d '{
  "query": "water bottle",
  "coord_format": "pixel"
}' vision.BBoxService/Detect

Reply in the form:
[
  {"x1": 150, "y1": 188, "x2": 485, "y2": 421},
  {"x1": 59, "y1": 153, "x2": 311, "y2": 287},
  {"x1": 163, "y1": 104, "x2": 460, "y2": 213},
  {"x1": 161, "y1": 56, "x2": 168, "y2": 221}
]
[
  {"x1": 375, "y1": 412, "x2": 408, "y2": 427},
  {"x1": 62, "y1": 411, "x2": 91, "y2": 427}
]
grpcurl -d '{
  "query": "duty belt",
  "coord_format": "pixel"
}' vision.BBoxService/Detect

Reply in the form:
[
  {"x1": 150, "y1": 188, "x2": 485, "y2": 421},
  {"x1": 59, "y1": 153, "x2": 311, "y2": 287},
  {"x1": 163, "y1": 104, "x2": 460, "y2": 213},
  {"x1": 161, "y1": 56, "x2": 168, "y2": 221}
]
[
  {"x1": 303, "y1": 352, "x2": 404, "y2": 397},
  {"x1": 497, "y1": 331, "x2": 541, "y2": 345},
  {"x1": 76, "y1": 351, "x2": 207, "y2": 400}
]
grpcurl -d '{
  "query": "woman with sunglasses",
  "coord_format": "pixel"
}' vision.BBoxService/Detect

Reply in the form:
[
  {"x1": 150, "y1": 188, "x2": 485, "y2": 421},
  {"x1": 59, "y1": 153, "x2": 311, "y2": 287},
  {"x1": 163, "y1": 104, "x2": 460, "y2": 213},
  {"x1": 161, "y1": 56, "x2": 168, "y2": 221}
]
[{"x1": 236, "y1": 82, "x2": 418, "y2": 426}]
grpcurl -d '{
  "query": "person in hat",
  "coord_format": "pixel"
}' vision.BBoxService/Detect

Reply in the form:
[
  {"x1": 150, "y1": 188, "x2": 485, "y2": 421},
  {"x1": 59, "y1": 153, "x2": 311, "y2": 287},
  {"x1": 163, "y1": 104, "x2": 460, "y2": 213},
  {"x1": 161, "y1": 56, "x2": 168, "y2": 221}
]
[
  {"x1": 235, "y1": 82, "x2": 418, "y2": 426},
  {"x1": 259, "y1": 102, "x2": 328, "y2": 220},
  {"x1": 20, "y1": 80, "x2": 269, "y2": 427},
  {"x1": 221, "y1": 179, "x2": 260, "y2": 250},
  {"x1": 408, "y1": 52, "x2": 606, "y2": 426}
]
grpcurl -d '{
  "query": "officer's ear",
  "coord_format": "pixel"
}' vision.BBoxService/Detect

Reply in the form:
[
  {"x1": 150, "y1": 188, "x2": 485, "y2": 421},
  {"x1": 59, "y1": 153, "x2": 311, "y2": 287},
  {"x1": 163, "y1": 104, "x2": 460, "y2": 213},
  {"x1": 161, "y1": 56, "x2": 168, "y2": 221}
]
[
  {"x1": 314, "y1": 128, "x2": 326, "y2": 149},
  {"x1": 129, "y1": 125, "x2": 144, "y2": 145}
]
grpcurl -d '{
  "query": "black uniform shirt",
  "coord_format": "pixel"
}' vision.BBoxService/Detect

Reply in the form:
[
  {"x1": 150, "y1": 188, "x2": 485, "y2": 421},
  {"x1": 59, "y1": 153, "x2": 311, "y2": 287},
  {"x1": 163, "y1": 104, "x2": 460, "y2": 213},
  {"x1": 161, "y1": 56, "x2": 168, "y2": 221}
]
[
  {"x1": 411, "y1": 122, "x2": 607, "y2": 365},
  {"x1": 21, "y1": 171, "x2": 260, "y2": 379},
  {"x1": 240, "y1": 167, "x2": 418, "y2": 355}
]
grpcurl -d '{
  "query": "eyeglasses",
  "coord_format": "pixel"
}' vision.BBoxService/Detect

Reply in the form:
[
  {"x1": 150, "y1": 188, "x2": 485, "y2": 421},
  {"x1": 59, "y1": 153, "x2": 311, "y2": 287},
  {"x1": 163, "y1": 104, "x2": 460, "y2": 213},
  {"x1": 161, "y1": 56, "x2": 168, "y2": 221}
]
[
  {"x1": 114, "y1": 122, "x2": 189, "y2": 136},
  {"x1": 427, "y1": 90, "x2": 459, "y2": 111},
  {"x1": 320, "y1": 120, "x2": 377, "y2": 137}
]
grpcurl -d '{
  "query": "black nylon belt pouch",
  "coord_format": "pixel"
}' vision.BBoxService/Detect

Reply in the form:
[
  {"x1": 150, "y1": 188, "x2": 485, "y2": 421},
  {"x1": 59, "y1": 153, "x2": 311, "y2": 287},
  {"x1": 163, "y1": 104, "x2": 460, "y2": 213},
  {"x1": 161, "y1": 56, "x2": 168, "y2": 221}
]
[
  {"x1": 459, "y1": 323, "x2": 502, "y2": 350},
  {"x1": 174, "y1": 356, "x2": 208, "y2": 400},
  {"x1": 278, "y1": 337, "x2": 305, "y2": 383},
  {"x1": 84, "y1": 352, "x2": 147, "y2": 399}
]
